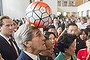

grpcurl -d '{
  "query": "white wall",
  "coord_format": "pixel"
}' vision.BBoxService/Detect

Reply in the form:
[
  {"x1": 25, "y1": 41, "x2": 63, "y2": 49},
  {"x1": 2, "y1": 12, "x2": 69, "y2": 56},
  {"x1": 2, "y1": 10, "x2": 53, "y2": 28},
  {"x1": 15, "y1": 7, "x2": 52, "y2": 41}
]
[
  {"x1": 2, "y1": 0, "x2": 30, "y2": 19},
  {"x1": 77, "y1": 1, "x2": 90, "y2": 17},
  {"x1": 43, "y1": 0, "x2": 57, "y2": 16},
  {"x1": 2, "y1": 0, "x2": 57, "y2": 18}
]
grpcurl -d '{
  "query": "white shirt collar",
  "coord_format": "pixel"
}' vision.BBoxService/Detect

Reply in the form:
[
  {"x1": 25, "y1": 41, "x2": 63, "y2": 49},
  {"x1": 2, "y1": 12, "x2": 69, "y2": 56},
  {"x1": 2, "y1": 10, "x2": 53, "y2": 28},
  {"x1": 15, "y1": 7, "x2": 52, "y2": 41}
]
[
  {"x1": 0, "y1": 33, "x2": 9, "y2": 41},
  {"x1": 24, "y1": 51, "x2": 37, "y2": 60}
]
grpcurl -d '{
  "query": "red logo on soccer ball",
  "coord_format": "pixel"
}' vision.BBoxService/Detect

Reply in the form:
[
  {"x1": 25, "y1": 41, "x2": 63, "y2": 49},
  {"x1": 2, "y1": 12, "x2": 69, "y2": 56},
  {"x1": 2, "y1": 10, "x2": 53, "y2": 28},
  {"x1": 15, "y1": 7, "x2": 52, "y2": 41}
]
[{"x1": 26, "y1": 1, "x2": 52, "y2": 28}]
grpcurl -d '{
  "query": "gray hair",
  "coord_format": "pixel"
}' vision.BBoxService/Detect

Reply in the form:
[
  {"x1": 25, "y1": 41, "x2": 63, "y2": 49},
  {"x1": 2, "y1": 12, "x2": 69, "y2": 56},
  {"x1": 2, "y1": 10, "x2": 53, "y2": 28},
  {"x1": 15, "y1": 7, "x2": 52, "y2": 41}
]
[{"x1": 14, "y1": 24, "x2": 38, "y2": 50}]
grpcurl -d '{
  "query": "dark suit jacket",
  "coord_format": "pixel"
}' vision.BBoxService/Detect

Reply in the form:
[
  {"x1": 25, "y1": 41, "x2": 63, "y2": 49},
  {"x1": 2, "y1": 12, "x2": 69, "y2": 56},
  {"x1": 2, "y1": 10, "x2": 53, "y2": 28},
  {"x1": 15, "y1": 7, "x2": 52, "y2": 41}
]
[
  {"x1": 0, "y1": 35, "x2": 20, "y2": 60},
  {"x1": 17, "y1": 51, "x2": 33, "y2": 60}
]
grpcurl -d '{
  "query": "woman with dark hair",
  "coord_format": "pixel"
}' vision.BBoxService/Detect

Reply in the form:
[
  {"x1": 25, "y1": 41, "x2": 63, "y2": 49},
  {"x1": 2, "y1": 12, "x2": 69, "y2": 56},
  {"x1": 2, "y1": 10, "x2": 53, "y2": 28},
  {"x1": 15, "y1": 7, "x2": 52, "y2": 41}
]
[
  {"x1": 75, "y1": 29, "x2": 88, "y2": 55},
  {"x1": 77, "y1": 38, "x2": 90, "y2": 60},
  {"x1": 57, "y1": 26, "x2": 64, "y2": 38},
  {"x1": 45, "y1": 32, "x2": 56, "y2": 45},
  {"x1": 44, "y1": 32, "x2": 59, "y2": 59},
  {"x1": 55, "y1": 33, "x2": 77, "y2": 60},
  {"x1": 47, "y1": 25, "x2": 58, "y2": 37}
]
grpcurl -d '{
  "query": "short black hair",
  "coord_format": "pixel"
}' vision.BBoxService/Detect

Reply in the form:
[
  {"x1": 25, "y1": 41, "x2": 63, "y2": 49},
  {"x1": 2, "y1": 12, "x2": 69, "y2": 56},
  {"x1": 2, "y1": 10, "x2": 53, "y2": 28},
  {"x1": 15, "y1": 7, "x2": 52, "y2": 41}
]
[
  {"x1": 44, "y1": 32, "x2": 56, "y2": 39},
  {"x1": 67, "y1": 23, "x2": 78, "y2": 28},
  {"x1": 57, "y1": 33, "x2": 77, "y2": 53},
  {"x1": 78, "y1": 29, "x2": 88, "y2": 36}
]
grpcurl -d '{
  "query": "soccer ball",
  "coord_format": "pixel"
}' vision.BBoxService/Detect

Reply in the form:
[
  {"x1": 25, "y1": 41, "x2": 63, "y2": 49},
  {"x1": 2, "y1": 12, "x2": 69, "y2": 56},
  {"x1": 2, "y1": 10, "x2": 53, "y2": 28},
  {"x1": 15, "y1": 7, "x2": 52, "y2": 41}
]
[{"x1": 26, "y1": 1, "x2": 52, "y2": 28}]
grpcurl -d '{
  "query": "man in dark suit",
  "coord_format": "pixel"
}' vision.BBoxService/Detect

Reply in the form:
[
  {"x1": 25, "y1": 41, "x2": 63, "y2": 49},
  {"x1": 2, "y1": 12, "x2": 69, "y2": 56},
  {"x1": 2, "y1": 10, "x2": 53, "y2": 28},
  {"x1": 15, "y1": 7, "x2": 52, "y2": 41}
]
[
  {"x1": 0, "y1": 16, "x2": 20, "y2": 60},
  {"x1": 14, "y1": 23, "x2": 46, "y2": 60},
  {"x1": 16, "y1": 51, "x2": 33, "y2": 60}
]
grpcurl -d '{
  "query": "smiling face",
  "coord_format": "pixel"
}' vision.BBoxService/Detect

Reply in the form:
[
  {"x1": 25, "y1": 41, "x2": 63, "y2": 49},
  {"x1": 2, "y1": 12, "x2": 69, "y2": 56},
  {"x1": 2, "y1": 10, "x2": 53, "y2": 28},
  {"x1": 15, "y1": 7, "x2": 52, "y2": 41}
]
[
  {"x1": 80, "y1": 31, "x2": 87, "y2": 40},
  {"x1": 57, "y1": 27, "x2": 63, "y2": 35}
]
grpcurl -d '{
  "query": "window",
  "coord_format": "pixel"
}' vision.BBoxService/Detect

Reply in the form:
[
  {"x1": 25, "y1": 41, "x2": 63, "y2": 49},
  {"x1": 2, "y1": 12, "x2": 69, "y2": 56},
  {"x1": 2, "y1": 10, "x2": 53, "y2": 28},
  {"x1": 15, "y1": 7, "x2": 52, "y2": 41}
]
[
  {"x1": 57, "y1": 1, "x2": 61, "y2": 6},
  {"x1": 64, "y1": 1, "x2": 67, "y2": 6},
  {"x1": 87, "y1": 10, "x2": 89, "y2": 17},
  {"x1": 81, "y1": 11, "x2": 83, "y2": 17},
  {"x1": 0, "y1": 0, "x2": 3, "y2": 16},
  {"x1": 70, "y1": 1, "x2": 75, "y2": 6}
]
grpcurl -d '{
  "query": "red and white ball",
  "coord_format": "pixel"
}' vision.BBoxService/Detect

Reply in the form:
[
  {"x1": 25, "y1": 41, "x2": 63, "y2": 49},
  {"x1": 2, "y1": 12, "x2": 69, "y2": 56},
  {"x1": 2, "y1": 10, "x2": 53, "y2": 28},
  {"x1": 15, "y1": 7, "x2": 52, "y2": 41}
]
[{"x1": 26, "y1": 1, "x2": 52, "y2": 28}]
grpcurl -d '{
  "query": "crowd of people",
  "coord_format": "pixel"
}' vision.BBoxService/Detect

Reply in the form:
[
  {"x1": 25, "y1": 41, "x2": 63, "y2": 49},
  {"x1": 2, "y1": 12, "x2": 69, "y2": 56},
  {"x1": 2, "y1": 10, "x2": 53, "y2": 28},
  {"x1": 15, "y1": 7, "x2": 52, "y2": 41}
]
[{"x1": 0, "y1": 15, "x2": 90, "y2": 60}]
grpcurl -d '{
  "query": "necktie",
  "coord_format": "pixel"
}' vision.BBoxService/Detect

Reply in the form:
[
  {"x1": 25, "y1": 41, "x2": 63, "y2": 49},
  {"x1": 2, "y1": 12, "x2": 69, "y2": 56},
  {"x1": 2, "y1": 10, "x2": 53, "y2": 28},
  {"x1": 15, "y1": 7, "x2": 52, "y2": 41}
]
[{"x1": 9, "y1": 38, "x2": 18, "y2": 55}]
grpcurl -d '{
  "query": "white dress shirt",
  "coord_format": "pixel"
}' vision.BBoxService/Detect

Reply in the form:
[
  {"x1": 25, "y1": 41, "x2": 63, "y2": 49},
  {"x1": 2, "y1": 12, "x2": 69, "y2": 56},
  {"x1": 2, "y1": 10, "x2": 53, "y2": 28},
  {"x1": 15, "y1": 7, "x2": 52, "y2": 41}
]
[{"x1": 24, "y1": 51, "x2": 38, "y2": 60}]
